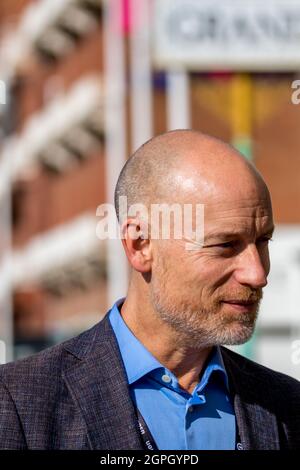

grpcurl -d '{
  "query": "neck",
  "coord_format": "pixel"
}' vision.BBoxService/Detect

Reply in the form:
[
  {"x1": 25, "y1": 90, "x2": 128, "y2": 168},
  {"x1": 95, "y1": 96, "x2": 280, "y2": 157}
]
[{"x1": 120, "y1": 289, "x2": 212, "y2": 394}]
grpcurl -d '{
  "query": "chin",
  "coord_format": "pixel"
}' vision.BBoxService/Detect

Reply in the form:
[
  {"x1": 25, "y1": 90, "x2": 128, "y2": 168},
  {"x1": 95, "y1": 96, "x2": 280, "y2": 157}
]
[{"x1": 221, "y1": 325, "x2": 256, "y2": 346}]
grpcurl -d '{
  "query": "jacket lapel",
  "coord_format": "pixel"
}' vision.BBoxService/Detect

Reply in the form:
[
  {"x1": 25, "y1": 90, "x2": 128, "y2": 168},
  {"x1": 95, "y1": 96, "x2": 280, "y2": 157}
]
[
  {"x1": 62, "y1": 315, "x2": 143, "y2": 450},
  {"x1": 221, "y1": 347, "x2": 280, "y2": 450}
]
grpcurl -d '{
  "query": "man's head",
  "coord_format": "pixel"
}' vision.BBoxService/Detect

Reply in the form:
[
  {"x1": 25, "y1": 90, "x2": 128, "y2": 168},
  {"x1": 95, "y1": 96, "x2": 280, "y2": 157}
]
[{"x1": 115, "y1": 130, "x2": 274, "y2": 349}]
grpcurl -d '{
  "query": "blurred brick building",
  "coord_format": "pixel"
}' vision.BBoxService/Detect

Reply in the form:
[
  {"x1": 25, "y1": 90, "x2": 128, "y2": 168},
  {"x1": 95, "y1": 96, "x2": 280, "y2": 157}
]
[
  {"x1": 0, "y1": 0, "x2": 110, "y2": 357},
  {"x1": 0, "y1": 0, "x2": 300, "y2": 377}
]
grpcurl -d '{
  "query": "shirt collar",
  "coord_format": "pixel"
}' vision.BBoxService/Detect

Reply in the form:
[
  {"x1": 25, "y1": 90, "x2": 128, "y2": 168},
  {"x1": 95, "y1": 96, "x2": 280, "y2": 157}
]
[
  {"x1": 109, "y1": 299, "x2": 229, "y2": 391},
  {"x1": 196, "y1": 346, "x2": 230, "y2": 393},
  {"x1": 109, "y1": 299, "x2": 163, "y2": 384}
]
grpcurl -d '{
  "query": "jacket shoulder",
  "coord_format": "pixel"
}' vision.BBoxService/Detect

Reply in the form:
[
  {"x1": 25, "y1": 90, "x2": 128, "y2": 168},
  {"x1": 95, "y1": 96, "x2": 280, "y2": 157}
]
[
  {"x1": 0, "y1": 319, "x2": 104, "y2": 390},
  {"x1": 221, "y1": 346, "x2": 300, "y2": 394}
]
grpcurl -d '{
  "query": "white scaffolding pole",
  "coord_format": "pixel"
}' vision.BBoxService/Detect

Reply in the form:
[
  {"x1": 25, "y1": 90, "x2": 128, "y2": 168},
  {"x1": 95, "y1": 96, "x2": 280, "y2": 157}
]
[
  {"x1": 129, "y1": 0, "x2": 153, "y2": 152},
  {"x1": 103, "y1": 0, "x2": 128, "y2": 305},
  {"x1": 166, "y1": 70, "x2": 191, "y2": 131},
  {"x1": 0, "y1": 139, "x2": 14, "y2": 363}
]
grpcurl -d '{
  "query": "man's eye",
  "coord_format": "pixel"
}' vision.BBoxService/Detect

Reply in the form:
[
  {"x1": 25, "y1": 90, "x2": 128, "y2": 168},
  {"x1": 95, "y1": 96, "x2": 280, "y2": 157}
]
[
  {"x1": 257, "y1": 237, "x2": 273, "y2": 244},
  {"x1": 216, "y1": 241, "x2": 235, "y2": 249},
  {"x1": 204, "y1": 237, "x2": 273, "y2": 251},
  {"x1": 205, "y1": 241, "x2": 235, "y2": 249}
]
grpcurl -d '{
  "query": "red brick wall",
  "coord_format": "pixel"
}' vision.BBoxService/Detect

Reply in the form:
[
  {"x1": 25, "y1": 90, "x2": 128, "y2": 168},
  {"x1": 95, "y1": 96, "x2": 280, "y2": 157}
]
[
  {"x1": 13, "y1": 148, "x2": 106, "y2": 247},
  {"x1": 16, "y1": 26, "x2": 103, "y2": 131},
  {"x1": 0, "y1": 0, "x2": 33, "y2": 25}
]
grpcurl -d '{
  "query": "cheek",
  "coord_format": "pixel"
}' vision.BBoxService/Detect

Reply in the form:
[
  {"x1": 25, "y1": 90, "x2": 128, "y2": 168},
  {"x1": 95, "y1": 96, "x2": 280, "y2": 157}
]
[
  {"x1": 180, "y1": 258, "x2": 227, "y2": 297},
  {"x1": 193, "y1": 264, "x2": 238, "y2": 305}
]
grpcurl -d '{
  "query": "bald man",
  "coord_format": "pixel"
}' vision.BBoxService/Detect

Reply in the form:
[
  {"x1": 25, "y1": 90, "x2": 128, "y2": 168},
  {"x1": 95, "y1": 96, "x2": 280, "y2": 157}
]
[{"x1": 0, "y1": 130, "x2": 299, "y2": 450}]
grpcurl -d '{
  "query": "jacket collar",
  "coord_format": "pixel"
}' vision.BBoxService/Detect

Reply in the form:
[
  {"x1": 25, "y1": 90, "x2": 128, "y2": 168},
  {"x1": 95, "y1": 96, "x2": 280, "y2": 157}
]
[{"x1": 62, "y1": 312, "x2": 280, "y2": 450}]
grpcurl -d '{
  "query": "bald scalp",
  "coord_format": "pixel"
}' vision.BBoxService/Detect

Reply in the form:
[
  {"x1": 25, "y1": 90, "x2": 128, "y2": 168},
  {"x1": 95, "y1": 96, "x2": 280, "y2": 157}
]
[{"x1": 114, "y1": 129, "x2": 267, "y2": 222}]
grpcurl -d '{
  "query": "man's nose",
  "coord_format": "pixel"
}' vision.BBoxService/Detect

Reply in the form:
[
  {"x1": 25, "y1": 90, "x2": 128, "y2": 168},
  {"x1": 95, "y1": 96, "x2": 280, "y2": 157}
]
[{"x1": 233, "y1": 244, "x2": 268, "y2": 289}]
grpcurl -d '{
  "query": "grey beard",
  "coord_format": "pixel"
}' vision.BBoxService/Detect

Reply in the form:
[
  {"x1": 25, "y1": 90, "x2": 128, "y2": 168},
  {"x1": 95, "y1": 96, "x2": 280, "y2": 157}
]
[{"x1": 151, "y1": 294, "x2": 259, "y2": 350}]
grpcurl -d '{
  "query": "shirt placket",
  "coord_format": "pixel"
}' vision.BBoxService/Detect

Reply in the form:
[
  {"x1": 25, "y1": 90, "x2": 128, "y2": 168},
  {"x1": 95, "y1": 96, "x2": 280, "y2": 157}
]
[{"x1": 184, "y1": 392, "x2": 206, "y2": 449}]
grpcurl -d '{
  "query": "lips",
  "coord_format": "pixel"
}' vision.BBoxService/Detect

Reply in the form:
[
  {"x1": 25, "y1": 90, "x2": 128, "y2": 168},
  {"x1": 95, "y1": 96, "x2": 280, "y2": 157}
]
[{"x1": 222, "y1": 299, "x2": 258, "y2": 313}]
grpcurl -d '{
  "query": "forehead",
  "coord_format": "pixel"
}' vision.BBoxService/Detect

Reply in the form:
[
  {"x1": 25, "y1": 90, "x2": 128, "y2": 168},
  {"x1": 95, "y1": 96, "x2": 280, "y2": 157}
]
[{"x1": 204, "y1": 195, "x2": 274, "y2": 239}]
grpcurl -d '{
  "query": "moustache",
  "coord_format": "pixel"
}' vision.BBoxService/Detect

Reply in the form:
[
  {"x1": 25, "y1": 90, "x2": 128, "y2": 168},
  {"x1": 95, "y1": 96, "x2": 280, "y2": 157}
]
[{"x1": 220, "y1": 288, "x2": 263, "y2": 304}]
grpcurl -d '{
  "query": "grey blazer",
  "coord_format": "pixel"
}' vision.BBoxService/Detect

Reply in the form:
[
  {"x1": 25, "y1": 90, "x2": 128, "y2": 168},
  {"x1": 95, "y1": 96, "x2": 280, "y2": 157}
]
[{"x1": 0, "y1": 313, "x2": 299, "y2": 450}]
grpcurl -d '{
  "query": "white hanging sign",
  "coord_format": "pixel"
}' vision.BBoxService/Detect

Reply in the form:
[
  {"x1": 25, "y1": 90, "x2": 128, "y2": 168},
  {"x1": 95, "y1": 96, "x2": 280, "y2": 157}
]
[{"x1": 153, "y1": 0, "x2": 300, "y2": 70}]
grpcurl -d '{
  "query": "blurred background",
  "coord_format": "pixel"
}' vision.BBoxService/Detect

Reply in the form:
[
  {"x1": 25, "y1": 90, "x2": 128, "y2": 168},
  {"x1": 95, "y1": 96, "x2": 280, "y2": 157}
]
[{"x1": 0, "y1": 0, "x2": 299, "y2": 379}]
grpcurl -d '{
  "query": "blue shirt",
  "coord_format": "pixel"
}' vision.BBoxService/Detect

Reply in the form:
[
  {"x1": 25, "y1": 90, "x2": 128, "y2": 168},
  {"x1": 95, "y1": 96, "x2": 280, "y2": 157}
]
[{"x1": 109, "y1": 299, "x2": 236, "y2": 450}]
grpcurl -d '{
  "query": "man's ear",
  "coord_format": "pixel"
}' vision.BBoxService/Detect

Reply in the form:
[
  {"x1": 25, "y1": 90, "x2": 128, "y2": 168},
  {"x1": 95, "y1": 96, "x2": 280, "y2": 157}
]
[{"x1": 121, "y1": 218, "x2": 152, "y2": 273}]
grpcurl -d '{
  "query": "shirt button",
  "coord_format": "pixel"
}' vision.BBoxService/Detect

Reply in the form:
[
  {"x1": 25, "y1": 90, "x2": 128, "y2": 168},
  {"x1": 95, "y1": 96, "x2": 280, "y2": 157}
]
[
  {"x1": 188, "y1": 406, "x2": 194, "y2": 412},
  {"x1": 162, "y1": 374, "x2": 172, "y2": 383}
]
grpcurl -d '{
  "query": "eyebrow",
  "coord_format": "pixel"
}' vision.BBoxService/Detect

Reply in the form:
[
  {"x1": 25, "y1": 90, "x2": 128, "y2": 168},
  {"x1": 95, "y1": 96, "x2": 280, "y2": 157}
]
[{"x1": 204, "y1": 226, "x2": 275, "y2": 243}]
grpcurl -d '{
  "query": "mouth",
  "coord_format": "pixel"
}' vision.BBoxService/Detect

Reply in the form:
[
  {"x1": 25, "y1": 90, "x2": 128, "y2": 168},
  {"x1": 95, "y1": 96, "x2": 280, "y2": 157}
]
[{"x1": 221, "y1": 299, "x2": 258, "y2": 312}]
